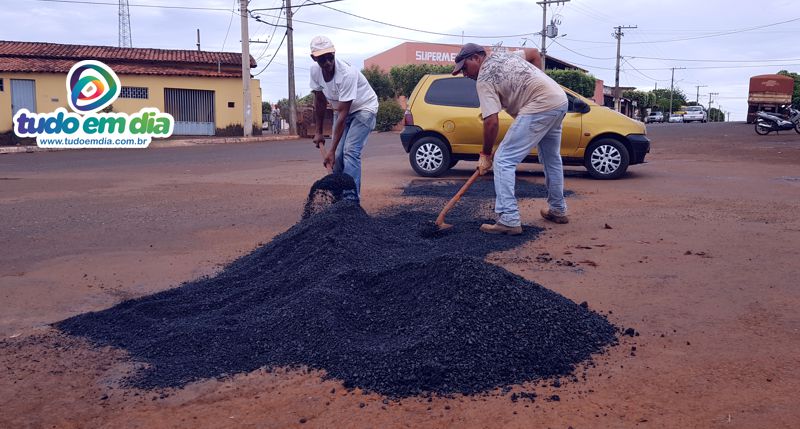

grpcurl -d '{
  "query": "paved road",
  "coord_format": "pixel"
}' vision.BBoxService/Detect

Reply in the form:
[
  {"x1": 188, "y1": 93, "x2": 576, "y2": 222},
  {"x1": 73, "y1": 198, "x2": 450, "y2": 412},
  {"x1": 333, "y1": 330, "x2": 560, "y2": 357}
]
[{"x1": 2, "y1": 122, "x2": 800, "y2": 428}]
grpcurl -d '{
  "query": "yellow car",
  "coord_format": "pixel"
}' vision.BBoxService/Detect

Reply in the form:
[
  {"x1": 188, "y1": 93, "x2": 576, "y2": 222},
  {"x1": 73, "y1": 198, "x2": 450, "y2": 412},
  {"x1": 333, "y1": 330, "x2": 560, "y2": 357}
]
[{"x1": 400, "y1": 74, "x2": 650, "y2": 179}]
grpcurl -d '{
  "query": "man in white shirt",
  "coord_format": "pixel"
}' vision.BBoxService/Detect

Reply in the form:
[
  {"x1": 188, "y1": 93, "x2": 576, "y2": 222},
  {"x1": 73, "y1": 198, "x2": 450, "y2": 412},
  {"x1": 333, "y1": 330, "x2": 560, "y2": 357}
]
[
  {"x1": 453, "y1": 43, "x2": 569, "y2": 235},
  {"x1": 309, "y1": 35, "x2": 378, "y2": 202}
]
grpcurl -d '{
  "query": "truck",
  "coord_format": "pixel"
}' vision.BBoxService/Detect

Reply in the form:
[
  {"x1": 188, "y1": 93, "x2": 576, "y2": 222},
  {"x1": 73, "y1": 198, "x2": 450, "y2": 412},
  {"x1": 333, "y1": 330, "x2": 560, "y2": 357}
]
[{"x1": 747, "y1": 74, "x2": 794, "y2": 123}]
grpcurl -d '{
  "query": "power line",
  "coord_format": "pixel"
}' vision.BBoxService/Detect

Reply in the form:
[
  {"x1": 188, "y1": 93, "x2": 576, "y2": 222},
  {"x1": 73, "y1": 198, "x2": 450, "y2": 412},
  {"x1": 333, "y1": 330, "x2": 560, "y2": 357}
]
[
  {"x1": 628, "y1": 55, "x2": 800, "y2": 63},
  {"x1": 251, "y1": 11, "x2": 428, "y2": 42},
  {"x1": 249, "y1": 0, "x2": 341, "y2": 11},
  {"x1": 550, "y1": 39, "x2": 615, "y2": 60},
  {"x1": 221, "y1": 0, "x2": 237, "y2": 51},
  {"x1": 622, "y1": 58, "x2": 670, "y2": 82},
  {"x1": 306, "y1": 0, "x2": 540, "y2": 39},
  {"x1": 253, "y1": 28, "x2": 286, "y2": 77},
  {"x1": 562, "y1": 15, "x2": 800, "y2": 45},
  {"x1": 35, "y1": 0, "x2": 231, "y2": 11}
]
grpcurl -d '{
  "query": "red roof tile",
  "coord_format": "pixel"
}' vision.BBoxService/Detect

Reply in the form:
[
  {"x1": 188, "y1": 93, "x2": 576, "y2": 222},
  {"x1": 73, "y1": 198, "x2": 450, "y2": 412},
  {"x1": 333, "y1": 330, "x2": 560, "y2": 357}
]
[{"x1": 0, "y1": 40, "x2": 256, "y2": 77}]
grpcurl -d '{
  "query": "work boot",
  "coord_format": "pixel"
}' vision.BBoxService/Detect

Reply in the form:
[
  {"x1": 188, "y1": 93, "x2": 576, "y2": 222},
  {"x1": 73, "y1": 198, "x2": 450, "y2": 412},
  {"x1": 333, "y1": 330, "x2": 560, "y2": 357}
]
[
  {"x1": 479, "y1": 222, "x2": 523, "y2": 235},
  {"x1": 540, "y1": 208, "x2": 569, "y2": 224}
]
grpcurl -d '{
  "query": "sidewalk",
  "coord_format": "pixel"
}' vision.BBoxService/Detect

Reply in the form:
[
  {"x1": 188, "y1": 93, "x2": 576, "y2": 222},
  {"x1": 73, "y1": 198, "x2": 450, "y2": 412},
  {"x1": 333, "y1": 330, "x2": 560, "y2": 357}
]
[{"x1": 0, "y1": 134, "x2": 302, "y2": 154}]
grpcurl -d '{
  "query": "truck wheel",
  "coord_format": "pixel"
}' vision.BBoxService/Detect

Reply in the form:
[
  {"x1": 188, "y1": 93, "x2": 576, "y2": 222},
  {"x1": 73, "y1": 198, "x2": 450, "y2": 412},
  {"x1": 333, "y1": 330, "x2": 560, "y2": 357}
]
[
  {"x1": 410, "y1": 137, "x2": 451, "y2": 177},
  {"x1": 584, "y1": 138, "x2": 630, "y2": 180}
]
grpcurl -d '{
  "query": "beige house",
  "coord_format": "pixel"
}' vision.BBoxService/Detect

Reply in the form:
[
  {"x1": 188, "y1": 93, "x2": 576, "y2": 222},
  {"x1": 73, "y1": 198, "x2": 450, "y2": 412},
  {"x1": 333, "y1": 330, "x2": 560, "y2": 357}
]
[{"x1": 0, "y1": 40, "x2": 261, "y2": 140}]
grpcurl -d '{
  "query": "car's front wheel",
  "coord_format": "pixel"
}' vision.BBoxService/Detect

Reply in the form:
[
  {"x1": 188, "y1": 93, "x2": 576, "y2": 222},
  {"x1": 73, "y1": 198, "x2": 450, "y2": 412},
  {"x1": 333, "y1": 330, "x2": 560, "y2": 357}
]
[
  {"x1": 584, "y1": 138, "x2": 630, "y2": 179},
  {"x1": 410, "y1": 136, "x2": 451, "y2": 177}
]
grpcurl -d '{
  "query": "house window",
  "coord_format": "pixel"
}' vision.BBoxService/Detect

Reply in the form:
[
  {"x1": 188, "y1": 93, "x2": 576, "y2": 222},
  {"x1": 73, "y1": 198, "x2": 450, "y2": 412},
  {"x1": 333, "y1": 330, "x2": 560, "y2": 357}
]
[
  {"x1": 120, "y1": 86, "x2": 148, "y2": 99},
  {"x1": 0, "y1": 78, "x2": 4, "y2": 92}
]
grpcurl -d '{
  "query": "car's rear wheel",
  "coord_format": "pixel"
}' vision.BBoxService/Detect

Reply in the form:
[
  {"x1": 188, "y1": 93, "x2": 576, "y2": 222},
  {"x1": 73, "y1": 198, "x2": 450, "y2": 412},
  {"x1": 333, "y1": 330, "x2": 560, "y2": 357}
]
[
  {"x1": 754, "y1": 119, "x2": 771, "y2": 135},
  {"x1": 795, "y1": 123, "x2": 800, "y2": 134},
  {"x1": 584, "y1": 138, "x2": 630, "y2": 180},
  {"x1": 410, "y1": 136, "x2": 451, "y2": 177}
]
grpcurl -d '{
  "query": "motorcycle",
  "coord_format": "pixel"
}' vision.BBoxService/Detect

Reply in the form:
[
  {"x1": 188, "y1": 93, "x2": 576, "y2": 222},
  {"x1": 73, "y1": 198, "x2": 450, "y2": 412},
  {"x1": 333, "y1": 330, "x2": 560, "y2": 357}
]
[{"x1": 754, "y1": 107, "x2": 800, "y2": 135}]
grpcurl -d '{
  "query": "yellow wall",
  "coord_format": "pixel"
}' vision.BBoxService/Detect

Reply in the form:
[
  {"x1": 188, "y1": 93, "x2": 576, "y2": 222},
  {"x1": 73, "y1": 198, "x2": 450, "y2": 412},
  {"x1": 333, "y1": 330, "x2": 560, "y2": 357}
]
[{"x1": 1, "y1": 72, "x2": 262, "y2": 134}]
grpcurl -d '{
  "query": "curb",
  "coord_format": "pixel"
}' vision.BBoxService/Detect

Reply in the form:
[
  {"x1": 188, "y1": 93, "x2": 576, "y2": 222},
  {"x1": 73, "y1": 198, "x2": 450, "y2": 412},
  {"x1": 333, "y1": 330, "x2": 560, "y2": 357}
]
[{"x1": 0, "y1": 134, "x2": 303, "y2": 154}]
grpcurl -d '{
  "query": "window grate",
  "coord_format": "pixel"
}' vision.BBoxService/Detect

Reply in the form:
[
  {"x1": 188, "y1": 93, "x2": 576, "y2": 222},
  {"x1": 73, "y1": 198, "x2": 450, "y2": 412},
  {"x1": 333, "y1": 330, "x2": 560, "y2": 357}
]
[{"x1": 120, "y1": 86, "x2": 148, "y2": 99}]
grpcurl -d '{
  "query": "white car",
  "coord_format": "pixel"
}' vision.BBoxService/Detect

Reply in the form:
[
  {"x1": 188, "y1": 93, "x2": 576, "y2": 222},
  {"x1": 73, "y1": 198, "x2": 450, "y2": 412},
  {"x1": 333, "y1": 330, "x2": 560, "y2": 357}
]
[
  {"x1": 683, "y1": 106, "x2": 707, "y2": 123},
  {"x1": 645, "y1": 111, "x2": 664, "y2": 123},
  {"x1": 668, "y1": 114, "x2": 684, "y2": 123}
]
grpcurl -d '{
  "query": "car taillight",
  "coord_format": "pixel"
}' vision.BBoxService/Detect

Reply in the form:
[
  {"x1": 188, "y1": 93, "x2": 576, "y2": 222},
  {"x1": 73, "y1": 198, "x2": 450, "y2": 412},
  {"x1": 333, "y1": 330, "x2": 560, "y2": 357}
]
[{"x1": 404, "y1": 109, "x2": 414, "y2": 126}]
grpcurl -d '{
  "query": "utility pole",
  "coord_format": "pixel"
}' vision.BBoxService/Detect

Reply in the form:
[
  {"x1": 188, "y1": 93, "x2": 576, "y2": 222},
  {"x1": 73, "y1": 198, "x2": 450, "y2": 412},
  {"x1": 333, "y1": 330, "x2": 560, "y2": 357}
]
[
  {"x1": 536, "y1": 0, "x2": 570, "y2": 71},
  {"x1": 695, "y1": 85, "x2": 706, "y2": 104},
  {"x1": 613, "y1": 25, "x2": 637, "y2": 112},
  {"x1": 669, "y1": 67, "x2": 685, "y2": 115},
  {"x1": 286, "y1": 0, "x2": 298, "y2": 135},
  {"x1": 239, "y1": 0, "x2": 252, "y2": 136},
  {"x1": 196, "y1": 29, "x2": 201, "y2": 51}
]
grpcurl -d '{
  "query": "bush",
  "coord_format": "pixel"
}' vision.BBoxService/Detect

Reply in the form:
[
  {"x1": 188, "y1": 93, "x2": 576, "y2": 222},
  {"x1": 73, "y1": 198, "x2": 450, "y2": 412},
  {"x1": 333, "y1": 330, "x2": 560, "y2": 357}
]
[
  {"x1": 376, "y1": 99, "x2": 404, "y2": 132},
  {"x1": 545, "y1": 69, "x2": 596, "y2": 98},
  {"x1": 390, "y1": 64, "x2": 453, "y2": 98},
  {"x1": 215, "y1": 124, "x2": 262, "y2": 136}
]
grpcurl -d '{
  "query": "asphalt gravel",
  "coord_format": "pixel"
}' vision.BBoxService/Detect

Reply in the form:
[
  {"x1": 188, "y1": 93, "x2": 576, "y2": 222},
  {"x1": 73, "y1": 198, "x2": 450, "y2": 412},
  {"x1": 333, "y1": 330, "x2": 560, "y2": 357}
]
[
  {"x1": 403, "y1": 178, "x2": 575, "y2": 200},
  {"x1": 57, "y1": 179, "x2": 616, "y2": 397}
]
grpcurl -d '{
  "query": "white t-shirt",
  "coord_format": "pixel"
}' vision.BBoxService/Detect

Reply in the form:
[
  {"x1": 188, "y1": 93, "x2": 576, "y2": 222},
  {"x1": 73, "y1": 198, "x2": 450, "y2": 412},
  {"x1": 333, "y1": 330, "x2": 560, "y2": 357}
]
[{"x1": 310, "y1": 58, "x2": 379, "y2": 114}]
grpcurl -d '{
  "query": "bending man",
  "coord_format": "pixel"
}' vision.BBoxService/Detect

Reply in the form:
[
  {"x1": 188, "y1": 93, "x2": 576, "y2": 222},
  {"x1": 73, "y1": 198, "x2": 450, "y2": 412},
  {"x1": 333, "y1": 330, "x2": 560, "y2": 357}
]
[{"x1": 453, "y1": 43, "x2": 569, "y2": 235}]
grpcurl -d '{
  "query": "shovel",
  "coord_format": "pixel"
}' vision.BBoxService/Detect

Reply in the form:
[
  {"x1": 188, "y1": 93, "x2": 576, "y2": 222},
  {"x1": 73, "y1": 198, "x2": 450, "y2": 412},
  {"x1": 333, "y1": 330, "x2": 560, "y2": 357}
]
[{"x1": 433, "y1": 168, "x2": 481, "y2": 232}]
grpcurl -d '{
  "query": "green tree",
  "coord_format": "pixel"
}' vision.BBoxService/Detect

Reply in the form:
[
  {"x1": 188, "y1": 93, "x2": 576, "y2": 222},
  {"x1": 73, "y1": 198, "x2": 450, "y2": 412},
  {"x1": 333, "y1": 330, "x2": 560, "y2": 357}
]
[
  {"x1": 275, "y1": 95, "x2": 312, "y2": 120},
  {"x1": 376, "y1": 99, "x2": 404, "y2": 132},
  {"x1": 651, "y1": 88, "x2": 687, "y2": 114},
  {"x1": 708, "y1": 107, "x2": 725, "y2": 122},
  {"x1": 777, "y1": 70, "x2": 800, "y2": 107},
  {"x1": 622, "y1": 90, "x2": 652, "y2": 120},
  {"x1": 262, "y1": 101, "x2": 271, "y2": 116},
  {"x1": 362, "y1": 65, "x2": 394, "y2": 100},
  {"x1": 546, "y1": 70, "x2": 597, "y2": 98},
  {"x1": 389, "y1": 64, "x2": 452, "y2": 98},
  {"x1": 298, "y1": 93, "x2": 314, "y2": 105}
]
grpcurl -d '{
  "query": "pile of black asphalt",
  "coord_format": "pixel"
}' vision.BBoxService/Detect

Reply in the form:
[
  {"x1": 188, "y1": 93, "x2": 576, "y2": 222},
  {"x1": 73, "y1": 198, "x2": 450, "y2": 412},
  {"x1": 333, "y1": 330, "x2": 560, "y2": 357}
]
[
  {"x1": 57, "y1": 175, "x2": 617, "y2": 398},
  {"x1": 402, "y1": 178, "x2": 575, "y2": 200}
]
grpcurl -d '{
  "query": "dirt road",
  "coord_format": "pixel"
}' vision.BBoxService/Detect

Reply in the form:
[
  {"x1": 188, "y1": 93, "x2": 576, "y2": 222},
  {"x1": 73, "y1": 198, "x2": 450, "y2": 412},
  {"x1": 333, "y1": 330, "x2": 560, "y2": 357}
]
[{"x1": 1, "y1": 122, "x2": 798, "y2": 428}]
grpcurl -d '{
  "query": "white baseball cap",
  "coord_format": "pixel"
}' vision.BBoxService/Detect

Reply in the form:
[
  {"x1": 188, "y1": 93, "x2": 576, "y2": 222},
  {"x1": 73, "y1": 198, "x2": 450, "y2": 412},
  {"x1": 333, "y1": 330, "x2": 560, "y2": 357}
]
[{"x1": 310, "y1": 36, "x2": 335, "y2": 56}]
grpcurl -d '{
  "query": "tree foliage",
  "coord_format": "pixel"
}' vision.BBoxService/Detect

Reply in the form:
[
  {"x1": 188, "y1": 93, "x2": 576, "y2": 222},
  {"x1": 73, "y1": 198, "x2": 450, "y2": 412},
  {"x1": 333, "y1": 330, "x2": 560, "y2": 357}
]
[
  {"x1": 376, "y1": 99, "x2": 404, "y2": 132},
  {"x1": 650, "y1": 88, "x2": 688, "y2": 113},
  {"x1": 546, "y1": 70, "x2": 596, "y2": 98},
  {"x1": 389, "y1": 64, "x2": 453, "y2": 98},
  {"x1": 708, "y1": 107, "x2": 725, "y2": 122},
  {"x1": 777, "y1": 69, "x2": 800, "y2": 108},
  {"x1": 362, "y1": 65, "x2": 394, "y2": 100}
]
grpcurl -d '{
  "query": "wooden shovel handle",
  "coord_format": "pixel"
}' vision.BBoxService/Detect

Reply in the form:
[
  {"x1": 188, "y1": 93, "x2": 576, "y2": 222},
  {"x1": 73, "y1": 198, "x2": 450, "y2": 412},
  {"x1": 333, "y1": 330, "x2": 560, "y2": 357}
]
[{"x1": 435, "y1": 169, "x2": 481, "y2": 226}]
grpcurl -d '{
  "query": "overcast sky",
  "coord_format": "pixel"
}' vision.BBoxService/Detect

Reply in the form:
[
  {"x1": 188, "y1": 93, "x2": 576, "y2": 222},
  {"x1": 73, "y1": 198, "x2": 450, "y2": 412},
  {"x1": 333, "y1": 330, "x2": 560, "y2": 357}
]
[{"x1": 5, "y1": 0, "x2": 800, "y2": 121}]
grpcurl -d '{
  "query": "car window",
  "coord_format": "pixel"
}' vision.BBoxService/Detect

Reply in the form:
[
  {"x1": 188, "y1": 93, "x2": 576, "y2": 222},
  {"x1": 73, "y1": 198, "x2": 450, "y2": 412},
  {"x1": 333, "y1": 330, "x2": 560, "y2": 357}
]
[
  {"x1": 424, "y1": 77, "x2": 480, "y2": 108},
  {"x1": 565, "y1": 92, "x2": 576, "y2": 112}
]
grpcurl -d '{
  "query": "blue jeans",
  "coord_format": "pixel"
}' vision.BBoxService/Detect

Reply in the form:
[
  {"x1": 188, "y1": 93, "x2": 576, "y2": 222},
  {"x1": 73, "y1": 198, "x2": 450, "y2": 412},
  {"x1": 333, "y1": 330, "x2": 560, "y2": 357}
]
[
  {"x1": 332, "y1": 109, "x2": 376, "y2": 202},
  {"x1": 493, "y1": 104, "x2": 568, "y2": 227}
]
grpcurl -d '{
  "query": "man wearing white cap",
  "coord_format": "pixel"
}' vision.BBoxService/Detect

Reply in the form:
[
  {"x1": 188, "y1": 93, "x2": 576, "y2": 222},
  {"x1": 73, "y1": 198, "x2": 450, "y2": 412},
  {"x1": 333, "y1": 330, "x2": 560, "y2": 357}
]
[{"x1": 309, "y1": 35, "x2": 379, "y2": 202}]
